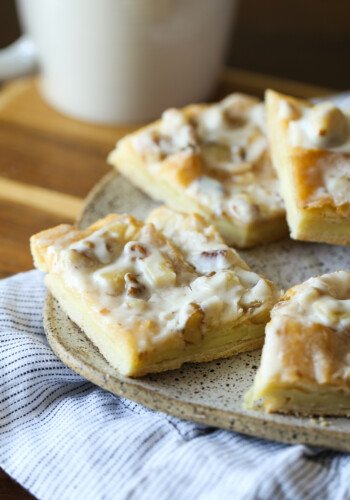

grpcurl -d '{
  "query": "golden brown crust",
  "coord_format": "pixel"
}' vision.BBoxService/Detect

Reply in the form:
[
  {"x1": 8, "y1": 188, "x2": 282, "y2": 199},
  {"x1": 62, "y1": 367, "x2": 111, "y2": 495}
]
[
  {"x1": 272, "y1": 317, "x2": 349, "y2": 388},
  {"x1": 246, "y1": 271, "x2": 350, "y2": 416},
  {"x1": 266, "y1": 90, "x2": 350, "y2": 245},
  {"x1": 266, "y1": 89, "x2": 350, "y2": 216}
]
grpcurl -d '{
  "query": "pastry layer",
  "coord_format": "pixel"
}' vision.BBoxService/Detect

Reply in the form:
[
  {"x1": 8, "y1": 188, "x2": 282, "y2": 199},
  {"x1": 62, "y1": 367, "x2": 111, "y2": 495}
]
[
  {"x1": 245, "y1": 271, "x2": 350, "y2": 416},
  {"x1": 31, "y1": 208, "x2": 279, "y2": 377},
  {"x1": 245, "y1": 385, "x2": 350, "y2": 417},
  {"x1": 266, "y1": 89, "x2": 350, "y2": 245},
  {"x1": 47, "y1": 274, "x2": 265, "y2": 377},
  {"x1": 108, "y1": 93, "x2": 287, "y2": 248}
]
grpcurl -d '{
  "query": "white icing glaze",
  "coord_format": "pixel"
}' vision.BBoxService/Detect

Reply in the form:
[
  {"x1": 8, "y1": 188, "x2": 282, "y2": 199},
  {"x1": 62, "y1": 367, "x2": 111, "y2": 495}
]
[
  {"x1": 160, "y1": 108, "x2": 187, "y2": 134},
  {"x1": 278, "y1": 100, "x2": 296, "y2": 120},
  {"x1": 308, "y1": 155, "x2": 350, "y2": 207},
  {"x1": 256, "y1": 271, "x2": 350, "y2": 387},
  {"x1": 196, "y1": 98, "x2": 266, "y2": 160},
  {"x1": 132, "y1": 93, "x2": 284, "y2": 223},
  {"x1": 48, "y1": 213, "x2": 278, "y2": 351},
  {"x1": 288, "y1": 101, "x2": 350, "y2": 152},
  {"x1": 132, "y1": 131, "x2": 161, "y2": 158},
  {"x1": 269, "y1": 272, "x2": 350, "y2": 331},
  {"x1": 186, "y1": 176, "x2": 224, "y2": 217}
]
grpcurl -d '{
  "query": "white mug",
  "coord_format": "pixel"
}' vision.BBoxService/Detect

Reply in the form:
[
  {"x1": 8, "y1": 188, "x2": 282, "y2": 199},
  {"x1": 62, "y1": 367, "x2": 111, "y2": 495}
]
[{"x1": 0, "y1": 0, "x2": 237, "y2": 124}]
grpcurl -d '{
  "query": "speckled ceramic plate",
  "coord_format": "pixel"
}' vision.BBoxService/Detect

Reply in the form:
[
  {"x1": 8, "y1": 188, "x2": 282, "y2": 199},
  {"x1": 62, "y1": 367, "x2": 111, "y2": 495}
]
[{"x1": 44, "y1": 171, "x2": 350, "y2": 451}]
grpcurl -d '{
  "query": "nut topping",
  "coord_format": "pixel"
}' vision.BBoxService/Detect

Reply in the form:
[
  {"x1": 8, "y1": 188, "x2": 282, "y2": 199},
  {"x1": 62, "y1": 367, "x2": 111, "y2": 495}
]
[
  {"x1": 231, "y1": 145, "x2": 246, "y2": 162},
  {"x1": 193, "y1": 248, "x2": 236, "y2": 273},
  {"x1": 201, "y1": 249, "x2": 228, "y2": 260},
  {"x1": 124, "y1": 242, "x2": 149, "y2": 260},
  {"x1": 68, "y1": 248, "x2": 99, "y2": 269},
  {"x1": 223, "y1": 109, "x2": 246, "y2": 128},
  {"x1": 105, "y1": 237, "x2": 120, "y2": 253},
  {"x1": 124, "y1": 273, "x2": 146, "y2": 298}
]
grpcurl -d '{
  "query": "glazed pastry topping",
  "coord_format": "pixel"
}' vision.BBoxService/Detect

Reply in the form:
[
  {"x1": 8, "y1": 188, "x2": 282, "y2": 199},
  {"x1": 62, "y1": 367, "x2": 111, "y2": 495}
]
[
  {"x1": 287, "y1": 101, "x2": 350, "y2": 152},
  {"x1": 271, "y1": 272, "x2": 350, "y2": 332},
  {"x1": 245, "y1": 271, "x2": 350, "y2": 416},
  {"x1": 134, "y1": 108, "x2": 199, "y2": 158},
  {"x1": 279, "y1": 99, "x2": 350, "y2": 207},
  {"x1": 132, "y1": 93, "x2": 284, "y2": 224},
  {"x1": 266, "y1": 271, "x2": 350, "y2": 383},
  {"x1": 39, "y1": 212, "x2": 278, "y2": 350},
  {"x1": 320, "y1": 160, "x2": 350, "y2": 207}
]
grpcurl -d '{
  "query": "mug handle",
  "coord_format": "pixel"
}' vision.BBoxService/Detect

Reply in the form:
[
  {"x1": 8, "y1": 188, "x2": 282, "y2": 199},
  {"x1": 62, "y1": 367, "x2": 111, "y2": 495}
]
[{"x1": 0, "y1": 35, "x2": 38, "y2": 80}]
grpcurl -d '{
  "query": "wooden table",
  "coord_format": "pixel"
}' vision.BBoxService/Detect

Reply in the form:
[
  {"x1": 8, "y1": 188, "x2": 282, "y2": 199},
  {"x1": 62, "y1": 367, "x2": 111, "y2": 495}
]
[{"x1": 0, "y1": 69, "x2": 331, "y2": 498}]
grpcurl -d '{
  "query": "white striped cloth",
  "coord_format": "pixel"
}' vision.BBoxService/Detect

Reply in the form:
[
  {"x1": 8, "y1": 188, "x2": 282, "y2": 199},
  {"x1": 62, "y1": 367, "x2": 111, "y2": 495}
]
[{"x1": 0, "y1": 270, "x2": 350, "y2": 500}]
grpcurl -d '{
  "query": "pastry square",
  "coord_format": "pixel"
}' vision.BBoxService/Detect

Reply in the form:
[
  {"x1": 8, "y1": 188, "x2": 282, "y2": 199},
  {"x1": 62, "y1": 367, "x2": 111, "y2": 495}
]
[
  {"x1": 266, "y1": 89, "x2": 350, "y2": 245},
  {"x1": 31, "y1": 207, "x2": 279, "y2": 377},
  {"x1": 108, "y1": 93, "x2": 287, "y2": 248},
  {"x1": 245, "y1": 271, "x2": 350, "y2": 416}
]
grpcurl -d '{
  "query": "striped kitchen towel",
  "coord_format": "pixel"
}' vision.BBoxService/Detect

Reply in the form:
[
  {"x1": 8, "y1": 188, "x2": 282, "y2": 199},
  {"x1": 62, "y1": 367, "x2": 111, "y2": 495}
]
[{"x1": 0, "y1": 270, "x2": 350, "y2": 500}]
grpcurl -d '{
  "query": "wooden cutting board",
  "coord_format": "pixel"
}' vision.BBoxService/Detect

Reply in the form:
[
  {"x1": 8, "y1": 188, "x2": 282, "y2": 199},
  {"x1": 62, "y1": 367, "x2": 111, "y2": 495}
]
[
  {"x1": 0, "y1": 70, "x2": 332, "y2": 279},
  {"x1": 0, "y1": 70, "x2": 332, "y2": 498}
]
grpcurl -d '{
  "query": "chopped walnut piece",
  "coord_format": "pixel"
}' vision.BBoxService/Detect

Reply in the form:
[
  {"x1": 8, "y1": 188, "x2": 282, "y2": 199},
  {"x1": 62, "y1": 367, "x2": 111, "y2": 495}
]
[
  {"x1": 231, "y1": 145, "x2": 246, "y2": 161},
  {"x1": 194, "y1": 251, "x2": 249, "y2": 275},
  {"x1": 105, "y1": 237, "x2": 120, "y2": 253},
  {"x1": 223, "y1": 109, "x2": 246, "y2": 128},
  {"x1": 195, "y1": 248, "x2": 235, "y2": 273},
  {"x1": 238, "y1": 297, "x2": 263, "y2": 311},
  {"x1": 201, "y1": 249, "x2": 228, "y2": 260},
  {"x1": 68, "y1": 248, "x2": 99, "y2": 269},
  {"x1": 182, "y1": 303, "x2": 204, "y2": 344},
  {"x1": 124, "y1": 242, "x2": 149, "y2": 260},
  {"x1": 124, "y1": 273, "x2": 146, "y2": 298}
]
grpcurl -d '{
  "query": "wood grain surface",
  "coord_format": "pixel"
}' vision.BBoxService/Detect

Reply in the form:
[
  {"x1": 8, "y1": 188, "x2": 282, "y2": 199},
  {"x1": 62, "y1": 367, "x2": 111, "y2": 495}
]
[{"x1": 0, "y1": 71, "x2": 331, "y2": 498}]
